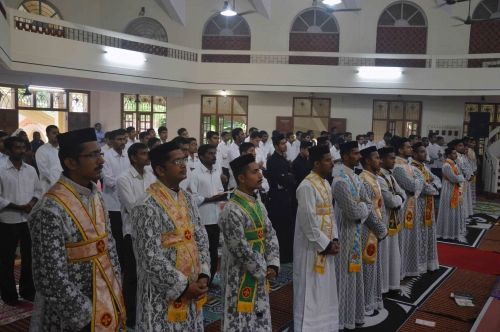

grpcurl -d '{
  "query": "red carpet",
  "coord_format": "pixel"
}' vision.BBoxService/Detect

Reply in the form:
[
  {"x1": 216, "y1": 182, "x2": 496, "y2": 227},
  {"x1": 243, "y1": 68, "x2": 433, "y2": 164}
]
[{"x1": 438, "y1": 243, "x2": 500, "y2": 275}]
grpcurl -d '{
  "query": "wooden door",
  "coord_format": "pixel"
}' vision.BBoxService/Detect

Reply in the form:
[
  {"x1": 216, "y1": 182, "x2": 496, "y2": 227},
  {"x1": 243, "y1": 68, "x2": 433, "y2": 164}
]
[
  {"x1": 328, "y1": 118, "x2": 347, "y2": 134},
  {"x1": 276, "y1": 116, "x2": 294, "y2": 134},
  {"x1": 68, "y1": 112, "x2": 90, "y2": 131},
  {"x1": 0, "y1": 110, "x2": 18, "y2": 134}
]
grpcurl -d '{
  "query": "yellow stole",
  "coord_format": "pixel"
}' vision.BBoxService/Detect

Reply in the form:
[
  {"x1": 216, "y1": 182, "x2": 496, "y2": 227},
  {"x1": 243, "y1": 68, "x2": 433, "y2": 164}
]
[
  {"x1": 46, "y1": 180, "x2": 126, "y2": 332},
  {"x1": 444, "y1": 159, "x2": 462, "y2": 209},
  {"x1": 395, "y1": 157, "x2": 416, "y2": 229},
  {"x1": 305, "y1": 172, "x2": 335, "y2": 274},
  {"x1": 411, "y1": 161, "x2": 434, "y2": 227},
  {"x1": 146, "y1": 181, "x2": 206, "y2": 322},
  {"x1": 359, "y1": 171, "x2": 383, "y2": 265}
]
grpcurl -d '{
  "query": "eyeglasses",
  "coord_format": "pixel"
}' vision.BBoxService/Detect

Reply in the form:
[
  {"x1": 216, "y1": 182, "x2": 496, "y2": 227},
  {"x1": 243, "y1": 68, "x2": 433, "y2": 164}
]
[
  {"x1": 172, "y1": 158, "x2": 188, "y2": 166},
  {"x1": 79, "y1": 151, "x2": 104, "y2": 160}
]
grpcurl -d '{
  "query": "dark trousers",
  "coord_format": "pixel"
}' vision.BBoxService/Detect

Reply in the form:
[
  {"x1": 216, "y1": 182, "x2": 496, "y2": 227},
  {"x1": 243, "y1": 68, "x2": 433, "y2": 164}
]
[
  {"x1": 122, "y1": 235, "x2": 137, "y2": 327},
  {"x1": 205, "y1": 224, "x2": 220, "y2": 282},
  {"x1": 222, "y1": 167, "x2": 230, "y2": 191},
  {"x1": 0, "y1": 222, "x2": 35, "y2": 303},
  {"x1": 109, "y1": 211, "x2": 125, "y2": 269}
]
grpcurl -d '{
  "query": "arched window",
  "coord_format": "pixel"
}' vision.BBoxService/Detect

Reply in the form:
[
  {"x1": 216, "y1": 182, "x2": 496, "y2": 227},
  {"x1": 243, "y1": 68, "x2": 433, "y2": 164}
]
[
  {"x1": 18, "y1": 0, "x2": 62, "y2": 19},
  {"x1": 469, "y1": 0, "x2": 500, "y2": 66},
  {"x1": 202, "y1": 14, "x2": 251, "y2": 63},
  {"x1": 124, "y1": 17, "x2": 168, "y2": 42},
  {"x1": 289, "y1": 7, "x2": 340, "y2": 65},
  {"x1": 376, "y1": 1, "x2": 427, "y2": 67}
]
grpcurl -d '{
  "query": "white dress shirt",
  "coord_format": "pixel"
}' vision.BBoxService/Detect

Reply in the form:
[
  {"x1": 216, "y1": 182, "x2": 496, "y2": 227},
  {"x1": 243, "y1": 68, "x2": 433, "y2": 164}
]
[
  {"x1": 376, "y1": 140, "x2": 387, "y2": 149},
  {"x1": 255, "y1": 146, "x2": 267, "y2": 169},
  {"x1": 102, "y1": 148, "x2": 131, "y2": 212},
  {"x1": 427, "y1": 143, "x2": 444, "y2": 169},
  {"x1": 0, "y1": 152, "x2": 8, "y2": 168},
  {"x1": 117, "y1": 166, "x2": 156, "y2": 236},
  {"x1": 125, "y1": 138, "x2": 136, "y2": 152},
  {"x1": 187, "y1": 154, "x2": 199, "y2": 171},
  {"x1": 179, "y1": 166, "x2": 192, "y2": 191},
  {"x1": 0, "y1": 160, "x2": 42, "y2": 224},
  {"x1": 102, "y1": 144, "x2": 112, "y2": 153},
  {"x1": 35, "y1": 143, "x2": 63, "y2": 193},
  {"x1": 189, "y1": 163, "x2": 225, "y2": 226},
  {"x1": 261, "y1": 140, "x2": 275, "y2": 158},
  {"x1": 228, "y1": 142, "x2": 240, "y2": 163},
  {"x1": 217, "y1": 141, "x2": 230, "y2": 169},
  {"x1": 330, "y1": 145, "x2": 341, "y2": 161}
]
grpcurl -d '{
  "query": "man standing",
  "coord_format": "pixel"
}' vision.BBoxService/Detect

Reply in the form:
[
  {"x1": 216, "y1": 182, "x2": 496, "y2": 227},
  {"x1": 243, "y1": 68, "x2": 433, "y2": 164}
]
[
  {"x1": 229, "y1": 128, "x2": 245, "y2": 163},
  {"x1": 189, "y1": 144, "x2": 226, "y2": 283},
  {"x1": 0, "y1": 131, "x2": 9, "y2": 167},
  {"x1": 411, "y1": 143, "x2": 440, "y2": 273},
  {"x1": 365, "y1": 132, "x2": 375, "y2": 148},
  {"x1": 359, "y1": 146, "x2": 388, "y2": 314},
  {"x1": 378, "y1": 147, "x2": 406, "y2": 293},
  {"x1": 286, "y1": 132, "x2": 297, "y2": 162},
  {"x1": 30, "y1": 131, "x2": 44, "y2": 153},
  {"x1": 219, "y1": 154, "x2": 280, "y2": 331},
  {"x1": 116, "y1": 142, "x2": 156, "y2": 329},
  {"x1": 448, "y1": 140, "x2": 473, "y2": 217},
  {"x1": 35, "y1": 125, "x2": 62, "y2": 193},
  {"x1": 376, "y1": 132, "x2": 392, "y2": 149},
  {"x1": 266, "y1": 134, "x2": 296, "y2": 263},
  {"x1": 331, "y1": 141, "x2": 371, "y2": 330},
  {"x1": 102, "y1": 129, "x2": 130, "y2": 269},
  {"x1": 159, "y1": 126, "x2": 169, "y2": 144},
  {"x1": 292, "y1": 141, "x2": 313, "y2": 185},
  {"x1": 218, "y1": 131, "x2": 231, "y2": 188},
  {"x1": 294, "y1": 145, "x2": 340, "y2": 331},
  {"x1": 177, "y1": 128, "x2": 189, "y2": 138},
  {"x1": 0, "y1": 137, "x2": 41, "y2": 305},
  {"x1": 94, "y1": 122, "x2": 105, "y2": 146},
  {"x1": 125, "y1": 126, "x2": 137, "y2": 151},
  {"x1": 187, "y1": 138, "x2": 199, "y2": 171},
  {"x1": 130, "y1": 142, "x2": 210, "y2": 331},
  {"x1": 260, "y1": 131, "x2": 275, "y2": 159},
  {"x1": 29, "y1": 128, "x2": 125, "y2": 330},
  {"x1": 427, "y1": 133, "x2": 443, "y2": 179}
]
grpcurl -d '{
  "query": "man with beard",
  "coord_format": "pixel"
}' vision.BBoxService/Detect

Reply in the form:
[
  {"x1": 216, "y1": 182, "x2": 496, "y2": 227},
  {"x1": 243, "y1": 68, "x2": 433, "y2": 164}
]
[{"x1": 29, "y1": 128, "x2": 125, "y2": 331}]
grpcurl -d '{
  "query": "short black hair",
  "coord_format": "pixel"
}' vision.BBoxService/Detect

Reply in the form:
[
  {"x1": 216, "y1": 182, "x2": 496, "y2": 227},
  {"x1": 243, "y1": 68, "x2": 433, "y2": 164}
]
[
  {"x1": 187, "y1": 137, "x2": 197, "y2": 144},
  {"x1": 391, "y1": 136, "x2": 409, "y2": 152},
  {"x1": 221, "y1": 131, "x2": 229, "y2": 138},
  {"x1": 248, "y1": 127, "x2": 258, "y2": 133},
  {"x1": 250, "y1": 131, "x2": 261, "y2": 139},
  {"x1": 46, "y1": 125, "x2": 58, "y2": 135},
  {"x1": 366, "y1": 131, "x2": 374, "y2": 136},
  {"x1": 259, "y1": 130, "x2": 268, "y2": 137},
  {"x1": 104, "y1": 131, "x2": 112, "y2": 139},
  {"x1": 0, "y1": 130, "x2": 8, "y2": 139},
  {"x1": 231, "y1": 127, "x2": 243, "y2": 139},
  {"x1": 356, "y1": 134, "x2": 364, "y2": 140},
  {"x1": 383, "y1": 132, "x2": 392, "y2": 139},
  {"x1": 126, "y1": 126, "x2": 135, "y2": 133},
  {"x1": 171, "y1": 136, "x2": 190, "y2": 146},
  {"x1": 408, "y1": 134, "x2": 418, "y2": 140},
  {"x1": 177, "y1": 128, "x2": 187, "y2": 136},
  {"x1": 4, "y1": 136, "x2": 26, "y2": 151},
  {"x1": 149, "y1": 141, "x2": 180, "y2": 177},
  {"x1": 300, "y1": 141, "x2": 313, "y2": 149},
  {"x1": 127, "y1": 143, "x2": 148, "y2": 163},
  {"x1": 158, "y1": 126, "x2": 168, "y2": 133},
  {"x1": 206, "y1": 131, "x2": 218, "y2": 140},
  {"x1": 139, "y1": 131, "x2": 148, "y2": 140},
  {"x1": 296, "y1": 130, "x2": 303, "y2": 136},
  {"x1": 109, "y1": 129, "x2": 127, "y2": 140},
  {"x1": 147, "y1": 137, "x2": 161, "y2": 149},
  {"x1": 445, "y1": 147, "x2": 455, "y2": 156},
  {"x1": 286, "y1": 132, "x2": 294, "y2": 139},
  {"x1": 309, "y1": 145, "x2": 330, "y2": 167},
  {"x1": 239, "y1": 142, "x2": 255, "y2": 155},
  {"x1": 198, "y1": 144, "x2": 216, "y2": 156}
]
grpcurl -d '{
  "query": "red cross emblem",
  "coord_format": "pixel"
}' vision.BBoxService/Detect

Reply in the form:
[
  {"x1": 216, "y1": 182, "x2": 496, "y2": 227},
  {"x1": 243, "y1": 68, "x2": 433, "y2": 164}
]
[
  {"x1": 173, "y1": 301, "x2": 183, "y2": 309},
  {"x1": 100, "y1": 313, "x2": 112, "y2": 327},
  {"x1": 96, "y1": 240, "x2": 106, "y2": 253},
  {"x1": 406, "y1": 211, "x2": 413, "y2": 222},
  {"x1": 366, "y1": 244, "x2": 375, "y2": 257},
  {"x1": 257, "y1": 229, "x2": 264, "y2": 239},
  {"x1": 184, "y1": 230, "x2": 192, "y2": 240},
  {"x1": 242, "y1": 287, "x2": 251, "y2": 298}
]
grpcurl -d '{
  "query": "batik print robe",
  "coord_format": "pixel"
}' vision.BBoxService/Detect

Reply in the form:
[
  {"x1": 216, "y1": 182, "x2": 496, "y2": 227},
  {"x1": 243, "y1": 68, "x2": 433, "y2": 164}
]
[
  {"x1": 219, "y1": 189, "x2": 280, "y2": 332},
  {"x1": 28, "y1": 176, "x2": 122, "y2": 331},
  {"x1": 466, "y1": 149, "x2": 477, "y2": 205},
  {"x1": 378, "y1": 168, "x2": 406, "y2": 292},
  {"x1": 130, "y1": 184, "x2": 210, "y2": 332},
  {"x1": 412, "y1": 162, "x2": 440, "y2": 273},
  {"x1": 360, "y1": 171, "x2": 388, "y2": 314},
  {"x1": 436, "y1": 160, "x2": 466, "y2": 241},
  {"x1": 331, "y1": 165, "x2": 371, "y2": 330},
  {"x1": 392, "y1": 157, "x2": 424, "y2": 278},
  {"x1": 457, "y1": 153, "x2": 474, "y2": 217}
]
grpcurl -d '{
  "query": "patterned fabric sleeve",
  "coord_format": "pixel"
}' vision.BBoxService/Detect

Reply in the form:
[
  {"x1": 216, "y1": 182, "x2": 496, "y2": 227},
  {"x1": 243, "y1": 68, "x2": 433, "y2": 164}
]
[
  {"x1": 187, "y1": 193, "x2": 211, "y2": 277},
  {"x1": 393, "y1": 177, "x2": 407, "y2": 201},
  {"x1": 442, "y1": 164, "x2": 465, "y2": 183},
  {"x1": 414, "y1": 169, "x2": 439, "y2": 196},
  {"x1": 29, "y1": 208, "x2": 92, "y2": 330},
  {"x1": 331, "y1": 180, "x2": 370, "y2": 221},
  {"x1": 378, "y1": 176, "x2": 403, "y2": 209},
  {"x1": 362, "y1": 182, "x2": 388, "y2": 239},
  {"x1": 392, "y1": 166, "x2": 416, "y2": 193},
  {"x1": 131, "y1": 203, "x2": 188, "y2": 300},
  {"x1": 219, "y1": 205, "x2": 268, "y2": 280}
]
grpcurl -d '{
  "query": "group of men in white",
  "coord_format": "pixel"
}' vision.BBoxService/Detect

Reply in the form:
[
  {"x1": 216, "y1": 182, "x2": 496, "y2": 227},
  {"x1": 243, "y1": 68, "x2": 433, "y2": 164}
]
[{"x1": 0, "y1": 123, "x2": 478, "y2": 331}]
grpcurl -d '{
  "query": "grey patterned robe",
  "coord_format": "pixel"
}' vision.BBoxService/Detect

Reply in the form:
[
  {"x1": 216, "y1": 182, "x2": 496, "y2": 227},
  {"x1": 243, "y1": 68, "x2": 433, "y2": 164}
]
[
  {"x1": 457, "y1": 153, "x2": 474, "y2": 217},
  {"x1": 28, "y1": 176, "x2": 122, "y2": 331},
  {"x1": 331, "y1": 165, "x2": 370, "y2": 330},
  {"x1": 219, "y1": 189, "x2": 280, "y2": 332},
  {"x1": 130, "y1": 185, "x2": 210, "y2": 332}
]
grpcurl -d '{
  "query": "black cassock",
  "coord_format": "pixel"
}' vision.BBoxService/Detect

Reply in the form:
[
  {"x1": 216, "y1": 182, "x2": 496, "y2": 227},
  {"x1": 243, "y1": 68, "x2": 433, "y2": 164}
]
[{"x1": 265, "y1": 152, "x2": 296, "y2": 263}]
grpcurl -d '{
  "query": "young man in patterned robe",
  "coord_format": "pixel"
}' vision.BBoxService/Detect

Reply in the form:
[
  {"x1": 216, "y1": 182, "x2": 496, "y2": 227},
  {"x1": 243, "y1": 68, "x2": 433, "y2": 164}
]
[
  {"x1": 219, "y1": 154, "x2": 280, "y2": 331},
  {"x1": 294, "y1": 145, "x2": 340, "y2": 331},
  {"x1": 331, "y1": 141, "x2": 371, "y2": 329},
  {"x1": 449, "y1": 139, "x2": 474, "y2": 218},
  {"x1": 359, "y1": 146, "x2": 388, "y2": 315},
  {"x1": 130, "y1": 142, "x2": 210, "y2": 332},
  {"x1": 29, "y1": 128, "x2": 126, "y2": 331}
]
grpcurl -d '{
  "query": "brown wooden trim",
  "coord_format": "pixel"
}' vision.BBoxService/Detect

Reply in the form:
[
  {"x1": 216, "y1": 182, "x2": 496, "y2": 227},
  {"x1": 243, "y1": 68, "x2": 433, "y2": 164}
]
[{"x1": 372, "y1": 99, "x2": 423, "y2": 137}]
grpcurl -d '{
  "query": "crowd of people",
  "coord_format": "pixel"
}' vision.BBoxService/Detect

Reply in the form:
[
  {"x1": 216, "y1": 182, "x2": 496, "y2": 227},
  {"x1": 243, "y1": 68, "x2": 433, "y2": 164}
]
[{"x1": 0, "y1": 122, "x2": 479, "y2": 331}]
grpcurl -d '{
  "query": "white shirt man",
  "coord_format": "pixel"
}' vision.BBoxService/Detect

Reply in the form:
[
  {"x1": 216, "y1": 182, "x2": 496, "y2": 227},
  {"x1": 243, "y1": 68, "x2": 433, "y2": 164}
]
[
  {"x1": 217, "y1": 140, "x2": 231, "y2": 169},
  {"x1": 187, "y1": 154, "x2": 199, "y2": 171},
  {"x1": 102, "y1": 149, "x2": 131, "y2": 212},
  {"x1": 427, "y1": 142, "x2": 443, "y2": 170},
  {"x1": 35, "y1": 143, "x2": 62, "y2": 193},
  {"x1": 290, "y1": 139, "x2": 301, "y2": 161},
  {"x1": 189, "y1": 163, "x2": 225, "y2": 226},
  {"x1": 261, "y1": 139, "x2": 275, "y2": 158},
  {"x1": 228, "y1": 141, "x2": 240, "y2": 163},
  {"x1": 0, "y1": 152, "x2": 8, "y2": 168}
]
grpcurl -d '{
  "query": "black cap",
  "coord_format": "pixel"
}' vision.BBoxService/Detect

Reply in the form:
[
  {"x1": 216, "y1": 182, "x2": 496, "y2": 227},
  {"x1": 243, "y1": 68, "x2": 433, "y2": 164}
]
[
  {"x1": 340, "y1": 141, "x2": 359, "y2": 156},
  {"x1": 57, "y1": 128, "x2": 96, "y2": 151},
  {"x1": 230, "y1": 154, "x2": 255, "y2": 176},
  {"x1": 360, "y1": 146, "x2": 377, "y2": 158}
]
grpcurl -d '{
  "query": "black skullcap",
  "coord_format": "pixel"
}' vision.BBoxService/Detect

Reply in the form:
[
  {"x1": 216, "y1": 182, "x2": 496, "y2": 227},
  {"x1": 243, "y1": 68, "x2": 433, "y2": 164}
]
[
  {"x1": 272, "y1": 133, "x2": 285, "y2": 145},
  {"x1": 57, "y1": 128, "x2": 96, "y2": 151},
  {"x1": 412, "y1": 142, "x2": 424, "y2": 151},
  {"x1": 230, "y1": 154, "x2": 255, "y2": 177},
  {"x1": 340, "y1": 141, "x2": 359, "y2": 156},
  {"x1": 309, "y1": 145, "x2": 330, "y2": 164},
  {"x1": 447, "y1": 139, "x2": 463, "y2": 148},
  {"x1": 378, "y1": 147, "x2": 395, "y2": 158},
  {"x1": 360, "y1": 146, "x2": 377, "y2": 158}
]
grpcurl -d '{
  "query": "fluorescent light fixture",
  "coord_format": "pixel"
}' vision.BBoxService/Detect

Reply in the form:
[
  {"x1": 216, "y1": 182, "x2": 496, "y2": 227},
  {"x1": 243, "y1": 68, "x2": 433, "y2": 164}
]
[
  {"x1": 221, "y1": 1, "x2": 237, "y2": 16},
  {"x1": 220, "y1": 90, "x2": 229, "y2": 97},
  {"x1": 104, "y1": 47, "x2": 147, "y2": 66},
  {"x1": 322, "y1": 0, "x2": 342, "y2": 6},
  {"x1": 357, "y1": 66, "x2": 403, "y2": 80},
  {"x1": 29, "y1": 85, "x2": 65, "y2": 92}
]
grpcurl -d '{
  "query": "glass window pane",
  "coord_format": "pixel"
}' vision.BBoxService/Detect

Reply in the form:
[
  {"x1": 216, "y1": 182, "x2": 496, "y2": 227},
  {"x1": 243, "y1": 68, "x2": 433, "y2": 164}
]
[
  {"x1": 53, "y1": 92, "x2": 67, "y2": 109},
  {"x1": 294, "y1": 98, "x2": 311, "y2": 116},
  {"x1": 139, "y1": 95, "x2": 152, "y2": 112},
  {"x1": 153, "y1": 113, "x2": 167, "y2": 130},
  {"x1": 202, "y1": 115, "x2": 217, "y2": 144},
  {"x1": 139, "y1": 114, "x2": 151, "y2": 132},
  {"x1": 218, "y1": 96, "x2": 232, "y2": 115},
  {"x1": 232, "y1": 116, "x2": 247, "y2": 133},
  {"x1": 373, "y1": 101, "x2": 389, "y2": 119},
  {"x1": 372, "y1": 120, "x2": 387, "y2": 141},
  {"x1": 35, "y1": 91, "x2": 51, "y2": 108},
  {"x1": 497, "y1": 105, "x2": 500, "y2": 122},
  {"x1": 465, "y1": 103, "x2": 478, "y2": 122},
  {"x1": 18, "y1": 88, "x2": 34, "y2": 107},
  {"x1": 123, "y1": 94, "x2": 137, "y2": 112},
  {"x1": 405, "y1": 102, "x2": 421, "y2": 121},
  {"x1": 233, "y1": 96, "x2": 248, "y2": 115},
  {"x1": 294, "y1": 117, "x2": 328, "y2": 137},
  {"x1": 0, "y1": 87, "x2": 15, "y2": 109},
  {"x1": 153, "y1": 96, "x2": 167, "y2": 113},
  {"x1": 123, "y1": 113, "x2": 136, "y2": 129},
  {"x1": 202, "y1": 96, "x2": 217, "y2": 114},
  {"x1": 312, "y1": 99, "x2": 330, "y2": 117},
  {"x1": 219, "y1": 116, "x2": 233, "y2": 133},
  {"x1": 481, "y1": 104, "x2": 495, "y2": 122},
  {"x1": 69, "y1": 93, "x2": 88, "y2": 113},
  {"x1": 394, "y1": 121, "x2": 404, "y2": 136},
  {"x1": 389, "y1": 102, "x2": 404, "y2": 119}
]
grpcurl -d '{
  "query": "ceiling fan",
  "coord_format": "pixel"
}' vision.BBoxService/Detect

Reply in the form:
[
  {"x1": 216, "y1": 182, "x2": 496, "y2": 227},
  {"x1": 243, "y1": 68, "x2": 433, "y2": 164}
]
[
  {"x1": 312, "y1": 0, "x2": 361, "y2": 13},
  {"x1": 219, "y1": 0, "x2": 256, "y2": 17},
  {"x1": 435, "y1": 0, "x2": 469, "y2": 9},
  {"x1": 451, "y1": 0, "x2": 495, "y2": 26}
]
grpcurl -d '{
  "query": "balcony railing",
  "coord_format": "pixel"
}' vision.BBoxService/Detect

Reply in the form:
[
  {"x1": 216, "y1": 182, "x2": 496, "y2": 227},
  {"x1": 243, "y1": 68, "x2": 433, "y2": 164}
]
[{"x1": 9, "y1": 10, "x2": 500, "y2": 69}]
